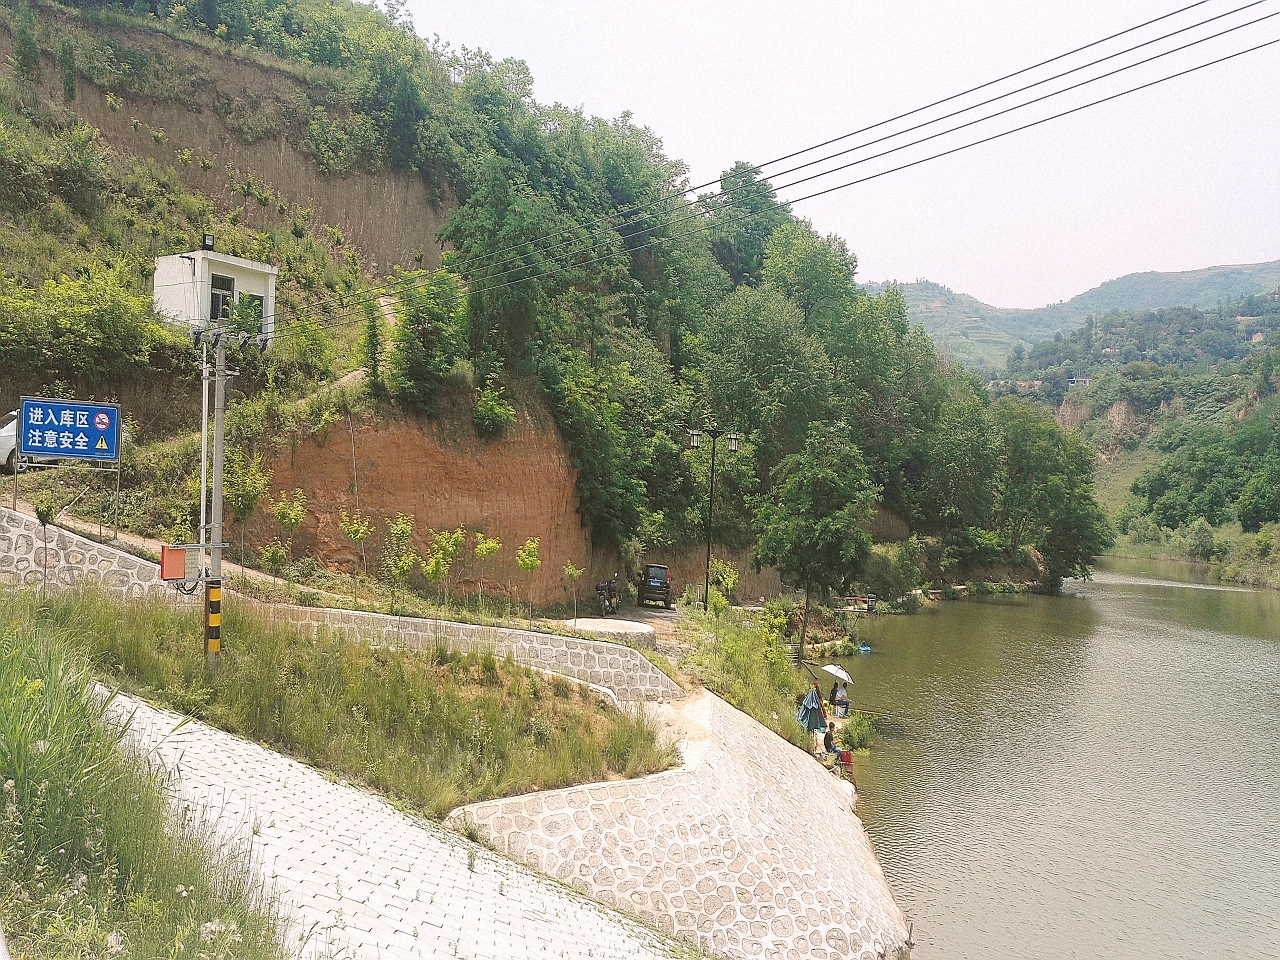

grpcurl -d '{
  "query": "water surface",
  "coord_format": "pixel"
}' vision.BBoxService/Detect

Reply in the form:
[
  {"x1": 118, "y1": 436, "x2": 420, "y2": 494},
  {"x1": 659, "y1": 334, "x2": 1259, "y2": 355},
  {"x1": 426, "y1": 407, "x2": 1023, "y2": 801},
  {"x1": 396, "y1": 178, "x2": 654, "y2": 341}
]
[{"x1": 830, "y1": 558, "x2": 1280, "y2": 959}]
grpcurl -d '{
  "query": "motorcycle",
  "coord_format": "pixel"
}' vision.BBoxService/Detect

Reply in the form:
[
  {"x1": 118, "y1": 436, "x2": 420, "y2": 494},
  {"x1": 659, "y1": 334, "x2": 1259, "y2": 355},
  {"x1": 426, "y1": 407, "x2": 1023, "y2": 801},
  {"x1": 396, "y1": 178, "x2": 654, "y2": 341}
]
[{"x1": 595, "y1": 573, "x2": 620, "y2": 617}]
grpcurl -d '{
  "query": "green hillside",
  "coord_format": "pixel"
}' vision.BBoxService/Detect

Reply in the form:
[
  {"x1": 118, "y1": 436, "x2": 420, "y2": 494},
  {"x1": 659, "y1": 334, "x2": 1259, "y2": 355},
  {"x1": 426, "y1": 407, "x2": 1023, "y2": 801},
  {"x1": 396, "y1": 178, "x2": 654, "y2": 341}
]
[
  {"x1": 990, "y1": 292, "x2": 1280, "y2": 584},
  {"x1": 868, "y1": 260, "x2": 1280, "y2": 371}
]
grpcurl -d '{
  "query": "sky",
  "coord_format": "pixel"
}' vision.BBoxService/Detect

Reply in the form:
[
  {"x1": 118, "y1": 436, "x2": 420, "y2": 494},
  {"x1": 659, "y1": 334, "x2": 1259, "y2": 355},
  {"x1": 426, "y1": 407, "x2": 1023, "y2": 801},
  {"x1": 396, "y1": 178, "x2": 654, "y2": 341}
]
[{"x1": 403, "y1": 0, "x2": 1280, "y2": 309}]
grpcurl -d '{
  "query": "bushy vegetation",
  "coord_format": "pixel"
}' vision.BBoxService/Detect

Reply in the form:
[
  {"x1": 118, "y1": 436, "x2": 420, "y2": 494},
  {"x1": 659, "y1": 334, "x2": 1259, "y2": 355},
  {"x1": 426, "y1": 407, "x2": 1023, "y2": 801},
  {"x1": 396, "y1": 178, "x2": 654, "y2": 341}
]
[
  {"x1": 0, "y1": 71, "x2": 358, "y2": 410},
  {"x1": 998, "y1": 292, "x2": 1280, "y2": 545},
  {"x1": 0, "y1": 591, "x2": 284, "y2": 959},
  {"x1": 26, "y1": 587, "x2": 676, "y2": 818},
  {"x1": 679, "y1": 601, "x2": 808, "y2": 747}
]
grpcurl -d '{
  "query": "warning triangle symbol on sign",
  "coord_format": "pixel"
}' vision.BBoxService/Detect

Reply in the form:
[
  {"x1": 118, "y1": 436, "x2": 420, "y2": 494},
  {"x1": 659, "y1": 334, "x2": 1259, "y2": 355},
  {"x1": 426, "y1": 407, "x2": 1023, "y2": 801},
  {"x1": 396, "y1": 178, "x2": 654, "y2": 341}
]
[{"x1": 95, "y1": 436, "x2": 108, "y2": 450}]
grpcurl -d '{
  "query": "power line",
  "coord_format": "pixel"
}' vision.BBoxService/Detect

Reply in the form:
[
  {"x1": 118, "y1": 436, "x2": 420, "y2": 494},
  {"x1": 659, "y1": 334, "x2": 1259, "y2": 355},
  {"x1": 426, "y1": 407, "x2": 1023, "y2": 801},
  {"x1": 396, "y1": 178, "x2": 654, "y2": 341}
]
[
  {"x1": 204, "y1": 0, "x2": 1255, "y2": 335},
  {"x1": 260, "y1": 27, "x2": 1280, "y2": 345}
]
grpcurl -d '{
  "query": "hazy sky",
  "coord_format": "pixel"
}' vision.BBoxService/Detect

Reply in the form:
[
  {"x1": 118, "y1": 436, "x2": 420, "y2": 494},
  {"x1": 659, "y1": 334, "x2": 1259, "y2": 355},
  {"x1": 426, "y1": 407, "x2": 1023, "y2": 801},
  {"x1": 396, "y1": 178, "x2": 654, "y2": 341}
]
[{"x1": 405, "y1": 1, "x2": 1280, "y2": 308}]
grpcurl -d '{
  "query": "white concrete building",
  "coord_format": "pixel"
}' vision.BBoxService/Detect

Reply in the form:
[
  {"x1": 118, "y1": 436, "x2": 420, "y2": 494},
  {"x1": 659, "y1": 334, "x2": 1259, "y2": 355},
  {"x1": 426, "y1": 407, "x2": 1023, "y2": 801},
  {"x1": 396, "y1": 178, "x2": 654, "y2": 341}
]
[{"x1": 153, "y1": 241, "x2": 278, "y2": 338}]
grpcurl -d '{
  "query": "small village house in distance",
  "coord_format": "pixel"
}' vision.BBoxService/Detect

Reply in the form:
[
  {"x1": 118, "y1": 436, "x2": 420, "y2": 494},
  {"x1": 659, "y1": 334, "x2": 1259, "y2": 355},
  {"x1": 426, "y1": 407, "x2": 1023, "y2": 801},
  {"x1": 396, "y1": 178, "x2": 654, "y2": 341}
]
[{"x1": 153, "y1": 234, "x2": 278, "y2": 336}]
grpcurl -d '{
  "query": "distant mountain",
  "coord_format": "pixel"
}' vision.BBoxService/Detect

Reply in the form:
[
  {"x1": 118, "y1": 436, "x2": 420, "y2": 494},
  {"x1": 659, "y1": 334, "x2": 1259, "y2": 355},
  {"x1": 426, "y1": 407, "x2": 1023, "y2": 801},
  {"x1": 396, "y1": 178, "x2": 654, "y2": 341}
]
[{"x1": 866, "y1": 259, "x2": 1280, "y2": 371}]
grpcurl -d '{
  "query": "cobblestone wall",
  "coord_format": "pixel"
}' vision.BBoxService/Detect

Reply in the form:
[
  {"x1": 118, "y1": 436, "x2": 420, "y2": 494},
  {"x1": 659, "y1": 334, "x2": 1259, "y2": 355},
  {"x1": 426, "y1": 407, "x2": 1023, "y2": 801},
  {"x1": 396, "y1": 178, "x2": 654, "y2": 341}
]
[
  {"x1": 0, "y1": 508, "x2": 171, "y2": 597},
  {"x1": 257, "y1": 603, "x2": 685, "y2": 703},
  {"x1": 449, "y1": 692, "x2": 910, "y2": 960}
]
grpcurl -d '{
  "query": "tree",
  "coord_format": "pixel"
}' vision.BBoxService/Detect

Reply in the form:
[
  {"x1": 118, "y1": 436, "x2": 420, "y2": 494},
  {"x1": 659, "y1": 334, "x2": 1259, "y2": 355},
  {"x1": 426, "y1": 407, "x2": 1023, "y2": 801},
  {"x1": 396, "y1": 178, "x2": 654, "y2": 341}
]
[
  {"x1": 339, "y1": 508, "x2": 373, "y2": 603},
  {"x1": 761, "y1": 221, "x2": 856, "y2": 330},
  {"x1": 387, "y1": 269, "x2": 465, "y2": 411},
  {"x1": 992, "y1": 396, "x2": 1112, "y2": 592},
  {"x1": 474, "y1": 533, "x2": 501, "y2": 610},
  {"x1": 750, "y1": 423, "x2": 879, "y2": 657},
  {"x1": 268, "y1": 488, "x2": 307, "y2": 562},
  {"x1": 913, "y1": 382, "x2": 1001, "y2": 535},
  {"x1": 702, "y1": 286, "x2": 833, "y2": 475},
  {"x1": 13, "y1": 3, "x2": 42, "y2": 83},
  {"x1": 1237, "y1": 469, "x2": 1280, "y2": 532},
  {"x1": 563, "y1": 560, "x2": 584, "y2": 625},
  {"x1": 705, "y1": 162, "x2": 792, "y2": 285},
  {"x1": 58, "y1": 35, "x2": 77, "y2": 102},
  {"x1": 516, "y1": 537, "x2": 541, "y2": 626},
  {"x1": 359, "y1": 301, "x2": 385, "y2": 397},
  {"x1": 380, "y1": 513, "x2": 420, "y2": 614},
  {"x1": 224, "y1": 451, "x2": 271, "y2": 562},
  {"x1": 421, "y1": 525, "x2": 466, "y2": 605}
]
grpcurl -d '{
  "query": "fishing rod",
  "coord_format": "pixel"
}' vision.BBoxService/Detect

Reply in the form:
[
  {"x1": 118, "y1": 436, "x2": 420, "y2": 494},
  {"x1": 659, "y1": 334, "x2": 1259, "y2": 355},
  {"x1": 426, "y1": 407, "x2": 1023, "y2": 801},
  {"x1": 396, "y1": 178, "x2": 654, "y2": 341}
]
[{"x1": 802, "y1": 662, "x2": 894, "y2": 719}]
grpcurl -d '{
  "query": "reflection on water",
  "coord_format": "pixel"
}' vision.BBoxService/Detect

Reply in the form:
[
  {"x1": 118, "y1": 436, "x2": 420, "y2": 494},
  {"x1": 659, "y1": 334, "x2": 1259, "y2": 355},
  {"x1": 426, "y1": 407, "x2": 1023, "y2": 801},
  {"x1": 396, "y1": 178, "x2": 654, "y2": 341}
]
[{"x1": 824, "y1": 559, "x2": 1280, "y2": 959}]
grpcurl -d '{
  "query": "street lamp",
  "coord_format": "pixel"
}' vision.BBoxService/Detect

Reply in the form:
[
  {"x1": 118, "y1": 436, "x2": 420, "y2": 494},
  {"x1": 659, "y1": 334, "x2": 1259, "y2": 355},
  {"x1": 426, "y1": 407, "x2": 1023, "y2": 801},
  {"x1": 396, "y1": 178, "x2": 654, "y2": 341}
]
[{"x1": 689, "y1": 421, "x2": 741, "y2": 611}]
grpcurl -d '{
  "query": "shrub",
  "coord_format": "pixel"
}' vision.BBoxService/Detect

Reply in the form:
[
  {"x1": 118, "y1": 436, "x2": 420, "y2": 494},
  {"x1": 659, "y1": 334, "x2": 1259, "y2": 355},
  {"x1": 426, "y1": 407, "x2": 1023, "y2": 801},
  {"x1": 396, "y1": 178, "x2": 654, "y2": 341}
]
[
  {"x1": 837, "y1": 712, "x2": 874, "y2": 751},
  {"x1": 473, "y1": 376, "x2": 517, "y2": 439}
]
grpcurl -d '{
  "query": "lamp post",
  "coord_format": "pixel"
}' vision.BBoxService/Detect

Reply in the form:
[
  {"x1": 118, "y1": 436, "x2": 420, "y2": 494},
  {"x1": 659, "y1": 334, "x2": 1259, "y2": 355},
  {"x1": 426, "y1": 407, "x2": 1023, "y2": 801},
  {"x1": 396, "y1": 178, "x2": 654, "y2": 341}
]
[{"x1": 689, "y1": 422, "x2": 740, "y2": 611}]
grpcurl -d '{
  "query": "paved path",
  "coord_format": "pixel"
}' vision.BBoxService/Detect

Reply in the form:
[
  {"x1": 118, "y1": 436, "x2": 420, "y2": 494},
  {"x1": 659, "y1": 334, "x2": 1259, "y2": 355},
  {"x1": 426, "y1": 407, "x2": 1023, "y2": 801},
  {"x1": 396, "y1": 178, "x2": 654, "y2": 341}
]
[{"x1": 109, "y1": 696, "x2": 691, "y2": 960}]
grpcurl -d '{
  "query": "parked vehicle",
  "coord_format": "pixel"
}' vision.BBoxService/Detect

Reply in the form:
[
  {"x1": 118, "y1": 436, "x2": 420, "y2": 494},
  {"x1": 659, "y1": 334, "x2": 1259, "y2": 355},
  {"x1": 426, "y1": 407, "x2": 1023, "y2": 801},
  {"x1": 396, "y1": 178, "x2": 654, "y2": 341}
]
[
  {"x1": 636, "y1": 563, "x2": 674, "y2": 608},
  {"x1": 595, "y1": 573, "x2": 620, "y2": 617},
  {"x1": 1, "y1": 410, "x2": 27, "y2": 475}
]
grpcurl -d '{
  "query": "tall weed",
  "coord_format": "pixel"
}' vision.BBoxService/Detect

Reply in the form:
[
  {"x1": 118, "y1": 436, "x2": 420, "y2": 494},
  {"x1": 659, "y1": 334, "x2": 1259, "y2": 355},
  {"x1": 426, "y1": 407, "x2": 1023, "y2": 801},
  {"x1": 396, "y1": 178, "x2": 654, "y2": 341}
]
[
  {"x1": 0, "y1": 592, "x2": 284, "y2": 959},
  {"x1": 22, "y1": 588, "x2": 676, "y2": 820}
]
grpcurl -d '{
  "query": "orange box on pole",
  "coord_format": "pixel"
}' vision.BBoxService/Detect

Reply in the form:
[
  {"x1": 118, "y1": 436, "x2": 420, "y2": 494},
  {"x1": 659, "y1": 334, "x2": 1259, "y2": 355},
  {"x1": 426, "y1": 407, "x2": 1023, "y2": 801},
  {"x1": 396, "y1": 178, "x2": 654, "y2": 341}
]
[{"x1": 160, "y1": 544, "x2": 187, "y2": 581}]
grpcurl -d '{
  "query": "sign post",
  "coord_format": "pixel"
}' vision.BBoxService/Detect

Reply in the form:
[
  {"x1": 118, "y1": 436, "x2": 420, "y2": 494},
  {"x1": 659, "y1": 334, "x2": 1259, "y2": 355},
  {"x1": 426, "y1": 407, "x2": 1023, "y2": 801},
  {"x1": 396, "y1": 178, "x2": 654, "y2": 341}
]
[
  {"x1": 15, "y1": 397, "x2": 123, "y2": 534},
  {"x1": 18, "y1": 398, "x2": 121, "y2": 462}
]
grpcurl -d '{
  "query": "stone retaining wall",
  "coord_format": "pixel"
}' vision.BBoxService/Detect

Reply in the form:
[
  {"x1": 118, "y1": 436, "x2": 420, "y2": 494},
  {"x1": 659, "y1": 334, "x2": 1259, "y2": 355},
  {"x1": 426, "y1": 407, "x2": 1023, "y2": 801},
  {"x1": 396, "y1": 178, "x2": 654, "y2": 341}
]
[
  {"x1": 449, "y1": 692, "x2": 910, "y2": 960},
  {"x1": 255, "y1": 603, "x2": 684, "y2": 703},
  {"x1": 0, "y1": 508, "x2": 682, "y2": 702},
  {"x1": 0, "y1": 508, "x2": 172, "y2": 598}
]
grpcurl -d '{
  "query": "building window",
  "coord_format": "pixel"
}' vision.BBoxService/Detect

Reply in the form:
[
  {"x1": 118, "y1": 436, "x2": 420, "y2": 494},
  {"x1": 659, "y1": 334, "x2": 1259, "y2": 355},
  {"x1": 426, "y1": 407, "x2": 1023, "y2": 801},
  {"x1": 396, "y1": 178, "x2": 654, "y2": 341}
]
[
  {"x1": 243, "y1": 293, "x2": 265, "y2": 328},
  {"x1": 211, "y1": 274, "x2": 235, "y2": 321}
]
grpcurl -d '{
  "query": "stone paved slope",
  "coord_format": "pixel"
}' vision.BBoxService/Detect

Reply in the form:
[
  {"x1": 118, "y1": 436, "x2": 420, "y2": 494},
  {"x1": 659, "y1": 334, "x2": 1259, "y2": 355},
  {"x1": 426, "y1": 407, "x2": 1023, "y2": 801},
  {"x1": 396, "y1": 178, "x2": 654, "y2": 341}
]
[
  {"x1": 449, "y1": 692, "x2": 910, "y2": 960},
  {"x1": 109, "y1": 696, "x2": 691, "y2": 960}
]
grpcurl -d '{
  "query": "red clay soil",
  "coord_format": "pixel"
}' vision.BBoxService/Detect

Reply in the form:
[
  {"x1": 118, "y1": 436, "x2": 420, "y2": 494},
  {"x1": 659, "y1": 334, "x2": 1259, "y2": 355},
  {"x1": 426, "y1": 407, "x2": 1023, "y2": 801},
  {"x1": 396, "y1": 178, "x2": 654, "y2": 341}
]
[{"x1": 240, "y1": 402, "x2": 613, "y2": 606}]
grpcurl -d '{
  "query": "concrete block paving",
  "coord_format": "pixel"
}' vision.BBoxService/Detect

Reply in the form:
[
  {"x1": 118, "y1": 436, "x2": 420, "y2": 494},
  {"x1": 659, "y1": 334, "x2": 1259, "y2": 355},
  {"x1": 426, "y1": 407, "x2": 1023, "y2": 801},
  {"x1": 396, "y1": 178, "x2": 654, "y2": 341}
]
[{"x1": 108, "y1": 697, "x2": 691, "y2": 960}]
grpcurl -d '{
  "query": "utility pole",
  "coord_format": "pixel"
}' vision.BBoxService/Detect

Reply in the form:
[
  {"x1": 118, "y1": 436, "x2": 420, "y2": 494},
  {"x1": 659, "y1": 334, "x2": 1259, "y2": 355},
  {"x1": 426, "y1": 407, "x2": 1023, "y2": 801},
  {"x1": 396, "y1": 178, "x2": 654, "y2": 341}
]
[
  {"x1": 703, "y1": 424, "x2": 722, "y2": 613},
  {"x1": 206, "y1": 332, "x2": 225, "y2": 669},
  {"x1": 198, "y1": 340, "x2": 209, "y2": 568},
  {"x1": 687, "y1": 422, "x2": 740, "y2": 610}
]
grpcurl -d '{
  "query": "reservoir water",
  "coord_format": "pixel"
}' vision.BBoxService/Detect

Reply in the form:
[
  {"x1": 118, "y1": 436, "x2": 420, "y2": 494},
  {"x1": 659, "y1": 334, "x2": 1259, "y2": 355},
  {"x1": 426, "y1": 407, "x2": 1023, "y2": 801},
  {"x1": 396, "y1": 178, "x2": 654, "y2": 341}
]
[{"x1": 834, "y1": 557, "x2": 1280, "y2": 959}]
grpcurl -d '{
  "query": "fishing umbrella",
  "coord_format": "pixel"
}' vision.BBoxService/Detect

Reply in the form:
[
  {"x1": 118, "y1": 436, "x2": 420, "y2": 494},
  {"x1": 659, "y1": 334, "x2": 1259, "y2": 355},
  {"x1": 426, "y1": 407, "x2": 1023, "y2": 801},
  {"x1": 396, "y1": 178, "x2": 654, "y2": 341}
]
[
  {"x1": 821, "y1": 664, "x2": 853, "y2": 684},
  {"x1": 796, "y1": 685, "x2": 827, "y2": 732}
]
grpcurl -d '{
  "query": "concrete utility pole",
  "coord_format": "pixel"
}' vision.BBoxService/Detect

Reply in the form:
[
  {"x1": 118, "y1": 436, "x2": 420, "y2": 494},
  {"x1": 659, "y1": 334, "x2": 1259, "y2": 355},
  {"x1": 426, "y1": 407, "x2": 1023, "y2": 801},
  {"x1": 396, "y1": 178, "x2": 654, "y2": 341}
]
[{"x1": 206, "y1": 332, "x2": 225, "y2": 668}]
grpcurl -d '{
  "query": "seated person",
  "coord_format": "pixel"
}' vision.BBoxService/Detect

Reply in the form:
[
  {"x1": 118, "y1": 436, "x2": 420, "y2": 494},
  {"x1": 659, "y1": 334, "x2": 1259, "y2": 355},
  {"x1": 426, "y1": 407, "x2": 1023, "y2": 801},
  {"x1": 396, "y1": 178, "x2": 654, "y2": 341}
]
[
  {"x1": 834, "y1": 683, "x2": 850, "y2": 713},
  {"x1": 823, "y1": 725, "x2": 835, "y2": 756}
]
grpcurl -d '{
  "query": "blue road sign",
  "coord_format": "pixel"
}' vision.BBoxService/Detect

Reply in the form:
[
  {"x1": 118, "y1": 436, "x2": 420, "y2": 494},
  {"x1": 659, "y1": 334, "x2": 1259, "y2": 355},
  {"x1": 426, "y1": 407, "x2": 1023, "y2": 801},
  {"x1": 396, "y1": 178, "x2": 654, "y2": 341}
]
[{"x1": 19, "y1": 397, "x2": 121, "y2": 462}]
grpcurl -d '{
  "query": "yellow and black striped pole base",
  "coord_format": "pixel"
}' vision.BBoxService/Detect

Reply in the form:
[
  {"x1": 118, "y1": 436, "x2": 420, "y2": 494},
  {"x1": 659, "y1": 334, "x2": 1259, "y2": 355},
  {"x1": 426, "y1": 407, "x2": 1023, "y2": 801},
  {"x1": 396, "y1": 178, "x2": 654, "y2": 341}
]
[{"x1": 205, "y1": 579, "x2": 222, "y2": 666}]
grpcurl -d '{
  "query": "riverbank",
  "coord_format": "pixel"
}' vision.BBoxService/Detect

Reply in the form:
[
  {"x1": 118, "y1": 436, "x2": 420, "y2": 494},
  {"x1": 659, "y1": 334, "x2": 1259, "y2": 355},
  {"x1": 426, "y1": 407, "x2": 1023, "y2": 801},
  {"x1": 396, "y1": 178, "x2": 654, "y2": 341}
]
[
  {"x1": 450, "y1": 689, "x2": 911, "y2": 959},
  {"x1": 2, "y1": 505, "x2": 913, "y2": 959},
  {"x1": 1108, "y1": 520, "x2": 1280, "y2": 589}
]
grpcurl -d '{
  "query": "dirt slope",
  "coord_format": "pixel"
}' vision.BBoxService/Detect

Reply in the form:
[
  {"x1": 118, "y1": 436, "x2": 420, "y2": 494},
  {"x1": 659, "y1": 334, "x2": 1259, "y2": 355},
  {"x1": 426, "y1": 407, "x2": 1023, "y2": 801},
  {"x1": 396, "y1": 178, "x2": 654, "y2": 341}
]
[{"x1": 242, "y1": 399, "x2": 607, "y2": 606}]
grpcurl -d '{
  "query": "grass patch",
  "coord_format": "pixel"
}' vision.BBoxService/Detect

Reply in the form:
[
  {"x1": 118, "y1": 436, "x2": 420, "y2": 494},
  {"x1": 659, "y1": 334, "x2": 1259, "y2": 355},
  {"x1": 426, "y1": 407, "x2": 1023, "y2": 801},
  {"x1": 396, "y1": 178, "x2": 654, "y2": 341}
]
[
  {"x1": 677, "y1": 604, "x2": 808, "y2": 748},
  {"x1": 10, "y1": 588, "x2": 676, "y2": 819},
  {"x1": 836, "y1": 712, "x2": 875, "y2": 751},
  {"x1": 0, "y1": 597, "x2": 284, "y2": 959}
]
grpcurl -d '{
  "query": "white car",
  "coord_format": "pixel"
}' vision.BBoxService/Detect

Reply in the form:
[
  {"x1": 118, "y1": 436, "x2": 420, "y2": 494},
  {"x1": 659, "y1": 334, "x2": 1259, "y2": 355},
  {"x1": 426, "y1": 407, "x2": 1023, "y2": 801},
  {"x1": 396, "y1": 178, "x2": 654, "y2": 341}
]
[{"x1": 0, "y1": 410, "x2": 34, "y2": 474}]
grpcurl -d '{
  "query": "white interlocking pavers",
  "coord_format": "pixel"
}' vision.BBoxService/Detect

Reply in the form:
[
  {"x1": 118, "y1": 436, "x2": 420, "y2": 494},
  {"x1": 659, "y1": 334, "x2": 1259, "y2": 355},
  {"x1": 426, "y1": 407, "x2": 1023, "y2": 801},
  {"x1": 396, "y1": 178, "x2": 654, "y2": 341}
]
[{"x1": 109, "y1": 696, "x2": 691, "y2": 960}]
